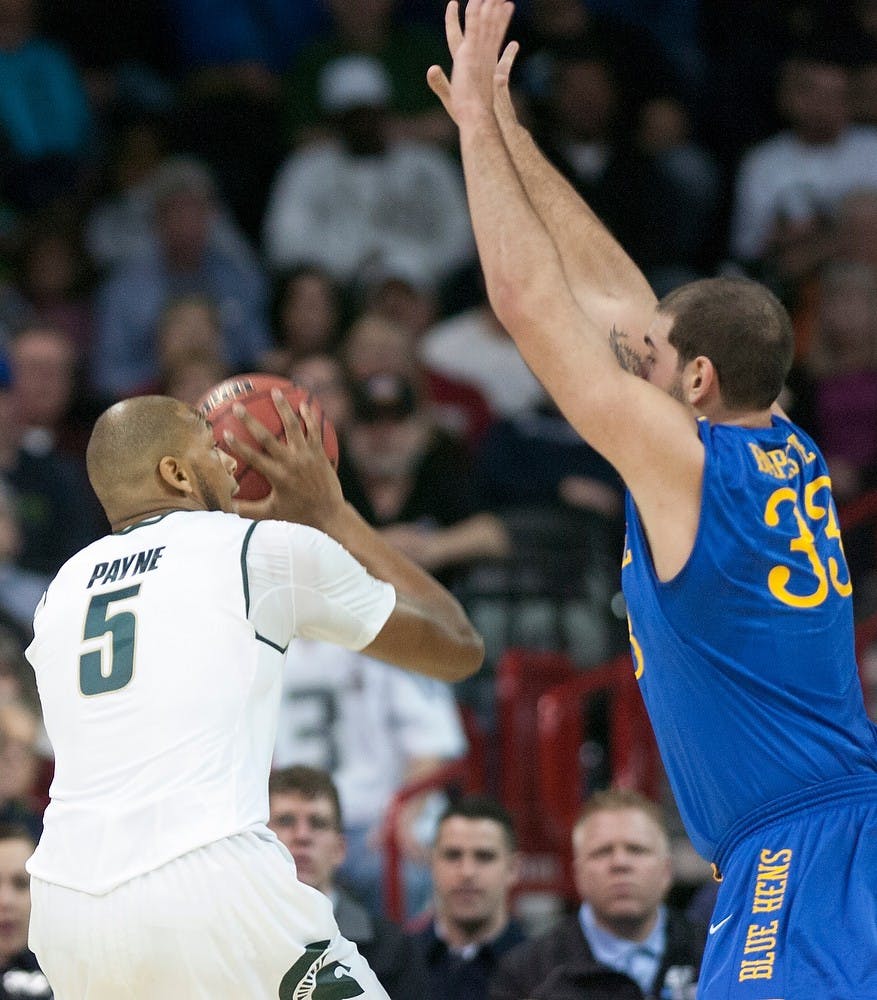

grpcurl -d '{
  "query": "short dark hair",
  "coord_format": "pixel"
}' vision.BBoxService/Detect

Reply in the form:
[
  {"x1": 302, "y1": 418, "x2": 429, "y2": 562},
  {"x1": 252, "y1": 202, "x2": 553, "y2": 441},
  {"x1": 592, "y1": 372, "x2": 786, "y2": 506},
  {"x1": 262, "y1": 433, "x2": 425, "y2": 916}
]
[
  {"x1": 657, "y1": 277, "x2": 794, "y2": 410},
  {"x1": 437, "y1": 795, "x2": 517, "y2": 852},
  {"x1": 269, "y1": 765, "x2": 343, "y2": 830},
  {"x1": 0, "y1": 821, "x2": 37, "y2": 849}
]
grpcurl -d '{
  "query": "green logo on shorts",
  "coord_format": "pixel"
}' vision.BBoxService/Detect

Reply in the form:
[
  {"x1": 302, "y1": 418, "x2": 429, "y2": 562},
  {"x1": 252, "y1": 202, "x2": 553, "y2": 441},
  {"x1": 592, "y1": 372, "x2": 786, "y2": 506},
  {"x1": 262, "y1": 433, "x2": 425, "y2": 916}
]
[{"x1": 279, "y1": 940, "x2": 365, "y2": 999}]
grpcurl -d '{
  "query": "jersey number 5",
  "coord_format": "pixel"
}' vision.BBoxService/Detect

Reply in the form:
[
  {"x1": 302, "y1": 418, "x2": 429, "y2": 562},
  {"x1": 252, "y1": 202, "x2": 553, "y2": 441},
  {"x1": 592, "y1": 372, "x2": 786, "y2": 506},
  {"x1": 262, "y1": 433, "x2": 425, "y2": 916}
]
[{"x1": 79, "y1": 585, "x2": 141, "y2": 696}]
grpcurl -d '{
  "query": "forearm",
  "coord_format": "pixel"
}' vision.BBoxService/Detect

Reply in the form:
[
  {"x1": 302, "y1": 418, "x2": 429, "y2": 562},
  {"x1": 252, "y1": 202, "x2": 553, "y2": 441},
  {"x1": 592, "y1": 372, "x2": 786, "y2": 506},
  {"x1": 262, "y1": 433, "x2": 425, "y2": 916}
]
[
  {"x1": 459, "y1": 110, "x2": 602, "y2": 363},
  {"x1": 324, "y1": 501, "x2": 483, "y2": 680},
  {"x1": 429, "y1": 513, "x2": 511, "y2": 567},
  {"x1": 496, "y1": 111, "x2": 657, "y2": 330}
]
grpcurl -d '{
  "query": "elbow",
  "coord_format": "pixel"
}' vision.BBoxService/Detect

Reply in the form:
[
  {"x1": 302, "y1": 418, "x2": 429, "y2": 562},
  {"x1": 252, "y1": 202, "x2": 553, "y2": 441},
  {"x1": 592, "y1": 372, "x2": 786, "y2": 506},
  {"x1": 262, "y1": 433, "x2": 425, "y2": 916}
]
[
  {"x1": 486, "y1": 271, "x2": 545, "y2": 337},
  {"x1": 450, "y1": 629, "x2": 485, "y2": 682}
]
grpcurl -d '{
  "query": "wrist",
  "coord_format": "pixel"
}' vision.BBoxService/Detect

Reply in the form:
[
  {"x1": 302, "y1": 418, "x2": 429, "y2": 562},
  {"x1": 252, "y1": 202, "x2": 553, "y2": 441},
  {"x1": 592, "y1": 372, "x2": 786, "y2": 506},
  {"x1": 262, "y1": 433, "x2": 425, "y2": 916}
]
[
  {"x1": 458, "y1": 103, "x2": 497, "y2": 132},
  {"x1": 317, "y1": 499, "x2": 358, "y2": 540}
]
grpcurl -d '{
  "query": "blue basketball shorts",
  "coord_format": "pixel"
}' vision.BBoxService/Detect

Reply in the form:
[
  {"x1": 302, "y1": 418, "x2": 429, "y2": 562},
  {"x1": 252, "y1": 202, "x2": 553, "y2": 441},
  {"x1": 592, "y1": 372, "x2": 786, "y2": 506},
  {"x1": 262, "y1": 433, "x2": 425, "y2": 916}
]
[{"x1": 697, "y1": 785, "x2": 877, "y2": 999}]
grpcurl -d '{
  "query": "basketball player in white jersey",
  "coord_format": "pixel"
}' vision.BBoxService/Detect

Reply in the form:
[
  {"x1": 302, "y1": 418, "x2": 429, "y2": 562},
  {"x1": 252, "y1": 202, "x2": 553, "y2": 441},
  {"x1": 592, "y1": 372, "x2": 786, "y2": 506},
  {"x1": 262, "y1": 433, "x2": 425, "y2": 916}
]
[{"x1": 23, "y1": 391, "x2": 483, "y2": 999}]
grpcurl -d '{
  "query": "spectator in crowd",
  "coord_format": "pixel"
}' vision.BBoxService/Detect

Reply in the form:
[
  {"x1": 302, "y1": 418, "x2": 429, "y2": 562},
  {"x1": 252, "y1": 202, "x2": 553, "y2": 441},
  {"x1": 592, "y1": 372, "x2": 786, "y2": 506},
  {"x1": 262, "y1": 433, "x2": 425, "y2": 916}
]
[
  {"x1": 802, "y1": 260, "x2": 877, "y2": 505},
  {"x1": 357, "y1": 257, "x2": 439, "y2": 339},
  {"x1": 420, "y1": 284, "x2": 545, "y2": 419},
  {"x1": 1, "y1": 341, "x2": 101, "y2": 574},
  {"x1": 8, "y1": 322, "x2": 86, "y2": 458},
  {"x1": 0, "y1": 0, "x2": 92, "y2": 211},
  {"x1": 15, "y1": 219, "x2": 94, "y2": 359},
  {"x1": 83, "y1": 120, "x2": 253, "y2": 277},
  {"x1": 263, "y1": 54, "x2": 474, "y2": 290},
  {"x1": 409, "y1": 796, "x2": 525, "y2": 1000},
  {"x1": 0, "y1": 479, "x2": 50, "y2": 638},
  {"x1": 280, "y1": 0, "x2": 453, "y2": 147},
  {"x1": 83, "y1": 115, "x2": 170, "y2": 271},
  {"x1": 491, "y1": 789, "x2": 705, "y2": 1000},
  {"x1": 92, "y1": 156, "x2": 270, "y2": 399},
  {"x1": 273, "y1": 640, "x2": 467, "y2": 918},
  {"x1": 729, "y1": 54, "x2": 877, "y2": 287},
  {"x1": 340, "y1": 372, "x2": 510, "y2": 587},
  {"x1": 262, "y1": 265, "x2": 343, "y2": 376},
  {"x1": 0, "y1": 700, "x2": 44, "y2": 844},
  {"x1": 343, "y1": 310, "x2": 493, "y2": 453},
  {"x1": 518, "y1": 0, "x2": 683, "y2": 122},
  {"x1": 0, "y1": 627, "x2": 37, "y2": 706},
  {"x1": 268, "y1": 764, "x2": 427, "y2": 1000},
  {"x1": 0, "y1": 823, "x2": 52, "y2": 1000},
  {"x1": 524, "y1": 48, "x2": 718, "y2": 295},
  {"x1": 474, "y1": 386, "x2": 623, "y2": 520},
  {"x1": 289, "y1": 352, "x2": 355, "y2": 440},
  {"x1": 149, "y1": 294, "x2": 228, "y2": 403}
]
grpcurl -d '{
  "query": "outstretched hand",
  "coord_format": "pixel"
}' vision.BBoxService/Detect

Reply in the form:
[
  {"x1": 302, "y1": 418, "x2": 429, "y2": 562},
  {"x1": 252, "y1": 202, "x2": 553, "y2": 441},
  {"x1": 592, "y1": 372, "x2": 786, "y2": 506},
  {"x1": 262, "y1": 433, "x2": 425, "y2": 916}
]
[
  {"x1": 227, "y1": 390, "x2": 345, "y2": 530},
  {"x1": 426, "y1": 0, "x2": 518, "y2": 125}
]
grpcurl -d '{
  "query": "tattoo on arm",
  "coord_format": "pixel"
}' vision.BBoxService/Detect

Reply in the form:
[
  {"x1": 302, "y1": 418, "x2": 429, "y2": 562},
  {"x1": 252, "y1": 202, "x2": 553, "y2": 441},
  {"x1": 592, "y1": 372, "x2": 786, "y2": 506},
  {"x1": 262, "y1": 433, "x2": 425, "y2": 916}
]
[{"x1": 609, "y1": 326, "x2": 646, "y2": 377}]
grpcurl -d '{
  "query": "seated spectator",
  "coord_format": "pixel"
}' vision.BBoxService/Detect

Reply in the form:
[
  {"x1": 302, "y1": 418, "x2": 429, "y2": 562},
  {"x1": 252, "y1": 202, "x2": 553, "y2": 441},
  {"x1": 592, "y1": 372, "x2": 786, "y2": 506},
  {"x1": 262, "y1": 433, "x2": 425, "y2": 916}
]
[
  {"x1": 0, "y1": 479, "x2": 50, "y2": 638},
  {"x1": 0, "y1": 0, "x2": 92, "y2": 212},
  {"x1": 343, "y1": 310, "x2": 493, "y2": 454},
  {"x1": 340, "y1": 373, "x2": 509, "y2": 587},
  {"x1": 262, "y1": 265, "x2": 343, "y2": 376},
  {"x1": 357, "y1": 256, "x2": 439, "y2": 338},
  {"x1": 0, "y1": 700, "x2": 44, "y2": 843},
  {"x1": 0, "y1": 823, "x2": 52, "y2": 999},
  {"x1": 491, "y1": 789, "x2": 705, "y2": 1000},
  {"x1": 420, "y1": 289, "x2": 546, "y2": 419},
  {"x1": 524, "y1": 47, "x2": 718, "y2": 294},
  {"x1": 729, "y1": 55, "x2": 877, "y2": 288},
  {"x1": 289, "y1": 352, "x2": 355, "y2": 439},
  {"x1": 0, "y1": 628, "x2": 37, "y2": 707},
  {"x1": 83, "y1": 114, "x2": 170, "y2": 271},
  {"x1": 15, "y1": 218, "x2": 94, "y2": 360},
  {"x1": 0, "y1": 343, "x2": 101, "y2": 575},
  {"x1": 474, "y1": 389, "x2": 623, "y2": 521},
  {"x1": 92, "y1": 157, "x2": 270, "y2": 399},
  {"x1": 8, "y1": 322, "x2": 90, "y2": 460},
  {"x1": 273, "y1": 639, "x2": 467, "y2": 919},
  {"x1": 268, "y1": 764, "x2": 427, "y2": 1000},
  {"x1": 263, "y1": 54, "x2": 473, "y2": 290},
  {"x1": 803, "y1": 260, "x2": 877, "y2": 505},
  {"x1": 409, "y1": 796, "x2": 525, "y2": 1000}
]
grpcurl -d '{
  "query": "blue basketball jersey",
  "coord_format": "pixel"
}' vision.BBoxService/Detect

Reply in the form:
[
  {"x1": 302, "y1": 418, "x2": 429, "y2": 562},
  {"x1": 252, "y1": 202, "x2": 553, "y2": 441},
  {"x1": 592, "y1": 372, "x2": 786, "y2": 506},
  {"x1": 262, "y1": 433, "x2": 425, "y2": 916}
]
[{"x1": 622, "y1": 415, "x2": 877, "y2": 860}]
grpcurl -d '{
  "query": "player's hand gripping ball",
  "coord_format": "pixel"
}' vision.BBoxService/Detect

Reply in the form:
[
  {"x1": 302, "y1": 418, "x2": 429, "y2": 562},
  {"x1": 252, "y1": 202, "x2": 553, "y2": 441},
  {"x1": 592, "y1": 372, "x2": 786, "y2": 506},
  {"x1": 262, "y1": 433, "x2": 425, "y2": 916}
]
[{"x1": 198, "y1": 373, "x2": 339, "y2": 501}]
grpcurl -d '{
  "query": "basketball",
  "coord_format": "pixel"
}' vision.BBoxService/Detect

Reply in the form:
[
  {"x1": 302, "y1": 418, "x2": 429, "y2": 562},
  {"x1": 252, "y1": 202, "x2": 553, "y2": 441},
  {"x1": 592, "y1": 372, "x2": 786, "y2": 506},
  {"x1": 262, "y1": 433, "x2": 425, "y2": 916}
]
[{"x1": 198, "y1": 373, "x2": 339, "y2": 501}]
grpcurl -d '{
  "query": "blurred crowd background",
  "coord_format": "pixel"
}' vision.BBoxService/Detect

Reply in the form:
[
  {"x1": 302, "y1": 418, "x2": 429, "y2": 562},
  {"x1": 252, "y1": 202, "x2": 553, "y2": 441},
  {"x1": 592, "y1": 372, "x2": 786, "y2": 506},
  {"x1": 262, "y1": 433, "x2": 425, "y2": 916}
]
[{"x1": 2, "y1": 0, "x2": 877, "y2": 965}]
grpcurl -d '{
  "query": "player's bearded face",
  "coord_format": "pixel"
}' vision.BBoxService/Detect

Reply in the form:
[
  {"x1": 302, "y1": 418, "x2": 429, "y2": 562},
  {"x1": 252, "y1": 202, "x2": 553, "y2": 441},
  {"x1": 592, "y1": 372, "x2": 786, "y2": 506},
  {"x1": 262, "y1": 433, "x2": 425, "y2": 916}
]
[{"x1": 192, "y1": 465, "x2": 229, "y2": 513}]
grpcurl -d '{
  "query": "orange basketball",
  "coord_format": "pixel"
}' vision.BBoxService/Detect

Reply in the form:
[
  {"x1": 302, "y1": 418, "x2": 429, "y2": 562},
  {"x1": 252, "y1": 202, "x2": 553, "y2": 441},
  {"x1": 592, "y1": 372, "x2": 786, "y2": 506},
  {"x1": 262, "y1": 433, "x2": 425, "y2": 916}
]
[{"x1": 198, "y1": 373, "x2": 339, "y2": 501}]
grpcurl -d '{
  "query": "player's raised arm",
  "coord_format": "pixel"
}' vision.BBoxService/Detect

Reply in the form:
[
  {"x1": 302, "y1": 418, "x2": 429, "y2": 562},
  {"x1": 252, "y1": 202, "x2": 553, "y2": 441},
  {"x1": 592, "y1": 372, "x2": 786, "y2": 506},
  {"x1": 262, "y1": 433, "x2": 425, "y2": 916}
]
[
  {"x1": 228, "y1": 395, "x2": 484, "y2": 683},
  {"x1": 436, "y1": 0, "x2": 704, "y2": 579},
  {"x1": 427, "y1": 2, "x2": 656, "y2": 340}
]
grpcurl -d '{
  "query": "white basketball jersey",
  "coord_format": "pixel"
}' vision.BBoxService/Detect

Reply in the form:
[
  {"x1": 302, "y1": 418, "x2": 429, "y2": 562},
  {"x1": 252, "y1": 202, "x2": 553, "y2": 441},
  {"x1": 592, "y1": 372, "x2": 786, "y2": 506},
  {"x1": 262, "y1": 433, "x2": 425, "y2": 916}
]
[{"x1": 25, "y1": 509, "x2": 395, "y2": 894}]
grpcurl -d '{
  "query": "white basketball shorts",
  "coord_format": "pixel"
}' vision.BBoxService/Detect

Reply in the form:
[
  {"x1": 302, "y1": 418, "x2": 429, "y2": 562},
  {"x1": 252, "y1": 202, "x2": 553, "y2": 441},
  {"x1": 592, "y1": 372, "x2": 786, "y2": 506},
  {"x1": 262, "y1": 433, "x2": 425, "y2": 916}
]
[{"x1": 29, "y1": 829, "x2": 390, "y2": 1000}]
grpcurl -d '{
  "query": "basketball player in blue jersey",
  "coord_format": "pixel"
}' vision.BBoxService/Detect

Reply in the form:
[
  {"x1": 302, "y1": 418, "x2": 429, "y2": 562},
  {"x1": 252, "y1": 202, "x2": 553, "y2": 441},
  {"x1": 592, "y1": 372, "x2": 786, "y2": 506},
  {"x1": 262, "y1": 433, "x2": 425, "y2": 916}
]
[{"x1": 428, "y1": 2, "x2": 877, "y2": 996}]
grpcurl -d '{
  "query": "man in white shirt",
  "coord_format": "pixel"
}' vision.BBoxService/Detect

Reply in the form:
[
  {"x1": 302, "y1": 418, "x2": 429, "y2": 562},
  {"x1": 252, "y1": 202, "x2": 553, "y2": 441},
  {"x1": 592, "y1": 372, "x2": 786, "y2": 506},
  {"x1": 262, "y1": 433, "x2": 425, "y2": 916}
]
[
  {"x1": 263, "y1": 55, "x2": 474, "y2": 289},
  {"x1": 729, "y1": 56, "x2": 877, "y2": 271},
  {"x1": 24, "y1": 392, "x2": 482, "y2": 999}
]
